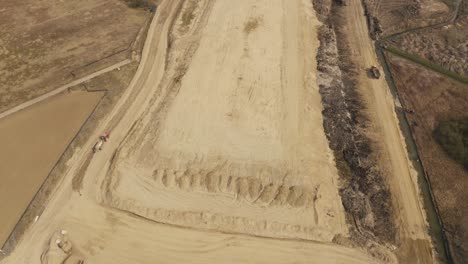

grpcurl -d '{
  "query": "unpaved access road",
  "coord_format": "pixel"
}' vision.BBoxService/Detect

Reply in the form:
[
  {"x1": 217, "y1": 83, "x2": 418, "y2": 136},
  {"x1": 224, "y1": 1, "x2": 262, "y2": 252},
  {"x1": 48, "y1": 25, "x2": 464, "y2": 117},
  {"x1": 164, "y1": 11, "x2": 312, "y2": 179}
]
[{"x1": 345, "y1": 0, "x2": 434, "y2": 262}]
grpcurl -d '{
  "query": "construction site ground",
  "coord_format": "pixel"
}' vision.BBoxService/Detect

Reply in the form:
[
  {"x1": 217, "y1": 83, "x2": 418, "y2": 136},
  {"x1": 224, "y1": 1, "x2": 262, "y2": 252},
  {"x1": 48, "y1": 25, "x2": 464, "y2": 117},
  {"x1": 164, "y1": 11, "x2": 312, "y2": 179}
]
[
  {"x1": 106, "y1": 0, "x2": 349, "y2": 243},
  {"x1": 0, "y1": 0, "x2": 446, "y2": 263}
]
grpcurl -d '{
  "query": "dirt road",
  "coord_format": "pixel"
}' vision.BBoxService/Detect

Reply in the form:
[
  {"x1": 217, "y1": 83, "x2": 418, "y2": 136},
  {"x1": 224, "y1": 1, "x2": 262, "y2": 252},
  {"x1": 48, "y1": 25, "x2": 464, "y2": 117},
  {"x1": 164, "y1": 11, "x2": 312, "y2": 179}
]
[{"x1": 344, "y1": 0, "x2": 434, "y2": 262}]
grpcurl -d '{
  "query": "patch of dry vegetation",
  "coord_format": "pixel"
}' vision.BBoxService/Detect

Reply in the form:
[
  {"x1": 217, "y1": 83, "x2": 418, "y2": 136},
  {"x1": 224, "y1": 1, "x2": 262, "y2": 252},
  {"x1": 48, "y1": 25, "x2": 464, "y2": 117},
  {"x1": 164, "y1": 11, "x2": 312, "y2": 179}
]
[
  {"x1": 122, "y1": 0, "x2": 156, "y2": 10},
  {"x1": 244, "y1": 17, "x2": 262, "y2": 34},
  {"x1": 0, "y1": 0, "x2": 149, "y2": 113},
  {"x1": 387, "y1": 53, "x2": 468, "y2": 264},
  {"x1": 181, "y1": 0, "x2": 197, "y2": 27},
  {"x1": 362, "y1": 0, "x2": 453, "y2": 37},
  {"x1": 387, "y1": 17, "x2": 468, "y2": 76},
  {"x1": 434, "y1": 118, "x2": 468, "y2": 169}
]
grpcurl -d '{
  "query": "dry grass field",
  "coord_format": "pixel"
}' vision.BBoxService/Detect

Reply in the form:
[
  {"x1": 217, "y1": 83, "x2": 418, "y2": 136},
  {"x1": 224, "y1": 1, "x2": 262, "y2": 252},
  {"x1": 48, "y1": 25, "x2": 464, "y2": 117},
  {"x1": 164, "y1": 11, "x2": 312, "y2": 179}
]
[
  {"x1": 387, "y1": 53, "x2": 468, "y2": 264},
  {"x1": 0, "y1": 0, "x2": 149, "y2": 113},
  {"x1": 362, "y1": 0, "x2": 453, "y2": 37},
  {"x1": 387, "y1": 16, "x2": 468, "y2": 76}
]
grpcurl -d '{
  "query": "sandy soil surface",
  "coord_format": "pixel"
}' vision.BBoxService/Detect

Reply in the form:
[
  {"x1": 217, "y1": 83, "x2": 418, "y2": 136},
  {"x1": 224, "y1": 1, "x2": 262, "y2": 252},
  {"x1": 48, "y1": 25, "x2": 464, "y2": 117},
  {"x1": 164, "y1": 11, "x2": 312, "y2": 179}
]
[
  {"x1": 0, "y1": 90, "x2": 103, "y2": 247},
  {"x1": 4, "y1": 198, "x2": 380, "y2": 264},
  {"x1": 0, "y1": 0, "x2": 148, "y2": 113},
  {"x1": 343, "y1": 0, "x2": 435, "y2": 262},
  {"x1": 107, "y1": 0, "x2": 347, "y2": 242},
  {"x1": 0, "y1": 1, "x2": 381, "y2": 263}
]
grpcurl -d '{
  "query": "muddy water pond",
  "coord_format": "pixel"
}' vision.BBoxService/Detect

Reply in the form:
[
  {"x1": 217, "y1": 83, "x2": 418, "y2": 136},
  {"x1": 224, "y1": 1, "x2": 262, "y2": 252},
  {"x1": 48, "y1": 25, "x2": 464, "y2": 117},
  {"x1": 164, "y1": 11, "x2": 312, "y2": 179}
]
[{"x1": 0, "y1": 90, "x2": 103, "y2": 247}]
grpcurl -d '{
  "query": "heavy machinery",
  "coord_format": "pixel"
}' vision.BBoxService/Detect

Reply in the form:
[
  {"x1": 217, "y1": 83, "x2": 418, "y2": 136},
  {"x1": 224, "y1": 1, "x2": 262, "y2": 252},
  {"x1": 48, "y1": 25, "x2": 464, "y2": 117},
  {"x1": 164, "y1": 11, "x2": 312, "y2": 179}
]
[
  {"x1": 369, "y1": 66, "x2": 381, "y2": 79},
  {"x1": 92, "y1": 132, "x2": 110, "y2": 153}
]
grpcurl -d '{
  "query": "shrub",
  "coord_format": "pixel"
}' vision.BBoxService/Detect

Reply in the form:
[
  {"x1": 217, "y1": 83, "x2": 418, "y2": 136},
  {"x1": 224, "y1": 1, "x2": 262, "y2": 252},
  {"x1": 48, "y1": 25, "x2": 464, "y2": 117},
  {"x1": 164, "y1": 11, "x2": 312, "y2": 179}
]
[
  {"x1": 124, "y1": 0, "x2": 155, "y2": 10},
  {"x1": 433, "y1": 118, "x2": 468, "y2": 169}
]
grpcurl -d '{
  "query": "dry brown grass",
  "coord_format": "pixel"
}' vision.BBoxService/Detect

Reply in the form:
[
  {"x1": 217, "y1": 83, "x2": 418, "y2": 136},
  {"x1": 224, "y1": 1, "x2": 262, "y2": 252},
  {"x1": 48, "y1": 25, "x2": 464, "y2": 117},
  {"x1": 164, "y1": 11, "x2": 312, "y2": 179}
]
[
  {"x1": 0, "y1": 0, "x2": 149, "y2": 113},
  {"x1": 387, "y1": 53, "x2": 468, "y2": 264},
  {"x1": 363, "y1": 0, "x2": 453, "y2": 36},
  {"x1": 181, "y1": 0, "x2": 198, "y2": 27},
  {"x1": 387, "y1": 17, "x2": 468, "y2": 76},
  {"x1": 244, "y1": 17, "x2": 262, "y2": 34}
]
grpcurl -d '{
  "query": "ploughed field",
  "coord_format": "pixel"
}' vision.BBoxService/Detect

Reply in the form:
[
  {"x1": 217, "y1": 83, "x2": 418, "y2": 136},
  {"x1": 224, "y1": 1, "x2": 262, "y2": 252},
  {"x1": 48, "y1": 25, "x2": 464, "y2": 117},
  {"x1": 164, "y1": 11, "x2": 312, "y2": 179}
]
[{"x1": 105, "y1": 0, "x2": 348, "y2": 242}]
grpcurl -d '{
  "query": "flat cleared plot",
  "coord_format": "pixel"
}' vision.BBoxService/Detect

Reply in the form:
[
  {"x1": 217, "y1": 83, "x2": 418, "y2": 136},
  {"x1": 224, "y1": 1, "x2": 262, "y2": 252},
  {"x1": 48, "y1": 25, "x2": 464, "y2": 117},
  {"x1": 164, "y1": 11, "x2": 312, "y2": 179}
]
[
  {"x1": 0, "y1": 90, "x2": 103, "y2": 247},
  {"x1": 109, "y1": 0, "x2": 347, "y2": 242}
]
